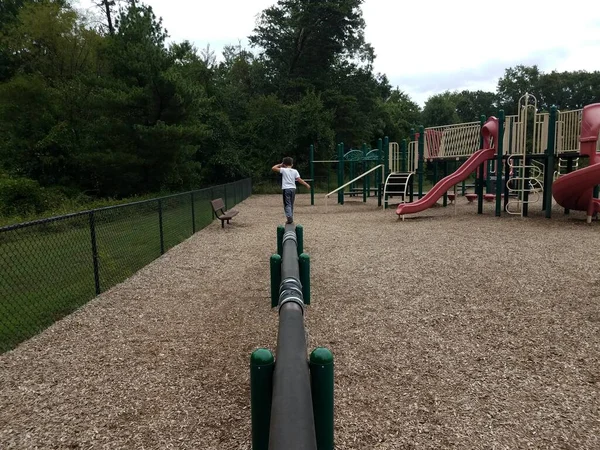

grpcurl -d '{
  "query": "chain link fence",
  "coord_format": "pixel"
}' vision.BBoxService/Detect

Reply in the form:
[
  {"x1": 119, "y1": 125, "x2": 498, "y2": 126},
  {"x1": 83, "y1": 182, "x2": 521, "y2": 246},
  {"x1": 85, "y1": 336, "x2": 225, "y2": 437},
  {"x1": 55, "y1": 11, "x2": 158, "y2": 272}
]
[{"x1": 0, "y1": 178, "x2": 252, "y2": 353}]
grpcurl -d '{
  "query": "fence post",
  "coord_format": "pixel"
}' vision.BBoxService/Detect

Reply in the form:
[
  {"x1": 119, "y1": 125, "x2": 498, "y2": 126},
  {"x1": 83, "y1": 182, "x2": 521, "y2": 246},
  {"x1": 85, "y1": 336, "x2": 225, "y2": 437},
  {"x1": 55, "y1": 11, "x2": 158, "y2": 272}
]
[
  {"x1": 158, "y1": 199, "x2": 165, "y2": 255},
  {"x1": 191, "y1": 192, "x2": 196, "y2": 234},
  {"x1": 89, "y1": 211, "x2": 101, "y2": 295}
]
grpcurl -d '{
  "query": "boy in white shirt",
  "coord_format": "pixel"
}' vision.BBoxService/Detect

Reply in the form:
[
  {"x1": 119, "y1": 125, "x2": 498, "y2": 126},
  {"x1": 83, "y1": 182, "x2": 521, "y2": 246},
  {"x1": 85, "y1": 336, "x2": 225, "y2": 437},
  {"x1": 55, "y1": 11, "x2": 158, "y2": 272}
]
[{"x1": 272, "y1": 157, "x2": 311, "y2": 224}]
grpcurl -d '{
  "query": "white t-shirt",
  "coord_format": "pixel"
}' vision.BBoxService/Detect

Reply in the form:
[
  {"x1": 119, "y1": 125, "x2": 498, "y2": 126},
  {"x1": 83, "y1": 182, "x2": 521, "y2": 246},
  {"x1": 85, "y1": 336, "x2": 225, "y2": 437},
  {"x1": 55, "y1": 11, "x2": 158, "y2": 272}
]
[{"x1": 279, "y1": 167, "x2": 300, "y2": 190}]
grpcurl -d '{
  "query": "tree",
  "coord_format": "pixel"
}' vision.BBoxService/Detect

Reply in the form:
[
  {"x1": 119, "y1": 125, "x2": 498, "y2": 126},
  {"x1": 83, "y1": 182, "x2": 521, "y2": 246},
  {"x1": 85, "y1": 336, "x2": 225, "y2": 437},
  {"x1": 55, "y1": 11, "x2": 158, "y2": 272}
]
[
  {"x1": 496, "y1": 65, "x2": 542, "y2": 114},
  {"x1": 249, "y1": 0, "x2": 373, "y2": 99},
  {"x1": 421, "y1": 91, "x2": 461, "y2": 127},
  {"x1": 455, "y1": 90, "x2": 498, "y2": 122},
  {"x1": 379, "y1": 88, "x2": 421, "y2": 140}
]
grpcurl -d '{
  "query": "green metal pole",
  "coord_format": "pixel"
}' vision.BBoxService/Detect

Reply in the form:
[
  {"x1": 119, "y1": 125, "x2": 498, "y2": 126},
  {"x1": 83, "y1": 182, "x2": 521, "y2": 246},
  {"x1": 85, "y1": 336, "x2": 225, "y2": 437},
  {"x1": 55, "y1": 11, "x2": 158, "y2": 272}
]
[
  {"x1": 362, "y1": 143, "x2": 367, "y2": 203},
  {"x1": 338, "y1": 143, "x2": 344, "y2": 205},
  {"x1": 418, "y1": 126, "x2": 424, "y2": 199},
  {"x1": 310, "y1": 347, "x2": 334, "y2": 450},
  {"x1": 277, "y1": 225, "x2": 284, "y2": 256},
  {"x1": 496, "y1": 110, "x2": 505, "y2": 217},
  {"x1": 270, "y1": 254, "x2": 282, "y2": 308},
  {"x1": 310, "y1": 144, "x2": 315, "y2": 206},
  {"x1": 477, "y1": 115, "x2": 486, "y2": 214},
  {"x1": 442, "y1": 160, "x2": 448, "y2": 207},
  {"x1": 384, "y1": 136, "x2": 390, "y2": 178},
  {"x1": 251, "y1": 348, "x2": 274, "y2": 450},
  {"x1": 401, "y1": 139, "x2": 407, "y2": 172},
  {"x1": 295, "y1": 224, "x2": 304, "y2": 256},
  {"x1": 377, "y1": 138, "x2": 383, "y2": 207},
  {"x1": 299, "y1": 253, "x2": 311, "y2": 305},
  {"x1": 544, "y1": 106, "x2": 557, "y2": 218}
]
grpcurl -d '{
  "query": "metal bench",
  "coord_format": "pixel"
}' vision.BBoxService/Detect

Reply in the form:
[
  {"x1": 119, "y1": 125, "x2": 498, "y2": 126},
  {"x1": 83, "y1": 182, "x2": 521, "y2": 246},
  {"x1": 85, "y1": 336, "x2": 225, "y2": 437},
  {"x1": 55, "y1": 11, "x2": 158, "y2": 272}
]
[{"x1": 210, "y1": 198, "x2": 239, "y2": 228}]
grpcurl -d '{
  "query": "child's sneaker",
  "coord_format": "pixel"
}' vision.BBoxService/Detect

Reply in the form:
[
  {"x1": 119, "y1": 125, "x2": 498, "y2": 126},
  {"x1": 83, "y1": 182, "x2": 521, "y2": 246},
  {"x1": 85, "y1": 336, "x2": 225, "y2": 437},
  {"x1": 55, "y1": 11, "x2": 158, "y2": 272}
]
[{"x1": 286, "y1": 217, "x2": 293, "y2": 224}]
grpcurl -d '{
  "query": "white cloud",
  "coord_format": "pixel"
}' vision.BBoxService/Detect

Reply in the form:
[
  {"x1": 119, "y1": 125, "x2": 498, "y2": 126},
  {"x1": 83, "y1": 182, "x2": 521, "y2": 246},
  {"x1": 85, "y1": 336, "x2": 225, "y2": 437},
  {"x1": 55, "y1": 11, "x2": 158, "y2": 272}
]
[{"x1": 73, "y1": 0, "x2": 600, "y2": 106}]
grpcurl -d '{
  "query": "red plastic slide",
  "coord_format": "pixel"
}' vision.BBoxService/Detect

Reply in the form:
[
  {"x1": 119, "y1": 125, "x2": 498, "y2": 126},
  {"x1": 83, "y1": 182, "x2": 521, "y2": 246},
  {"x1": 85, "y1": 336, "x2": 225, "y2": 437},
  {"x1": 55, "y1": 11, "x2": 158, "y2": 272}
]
[
  {"x1": 396, "y1": 147, "x2": 496, "y2": 216},
  {"x1": 552, "y1": 103, "x2": 600, "y2": 221}
]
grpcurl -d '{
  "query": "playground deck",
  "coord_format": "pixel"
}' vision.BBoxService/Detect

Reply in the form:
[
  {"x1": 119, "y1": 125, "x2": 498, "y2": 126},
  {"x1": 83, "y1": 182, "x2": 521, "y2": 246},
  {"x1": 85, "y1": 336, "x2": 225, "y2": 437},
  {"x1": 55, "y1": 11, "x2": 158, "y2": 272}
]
[{"x1": 1, "y1": 194, "x2": 599, "y2": 449}]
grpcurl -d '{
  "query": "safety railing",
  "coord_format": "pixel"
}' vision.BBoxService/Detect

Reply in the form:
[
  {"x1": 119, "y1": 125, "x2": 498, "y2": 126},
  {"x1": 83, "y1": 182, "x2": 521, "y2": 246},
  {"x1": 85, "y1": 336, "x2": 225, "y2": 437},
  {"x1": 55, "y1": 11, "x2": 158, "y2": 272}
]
[
  {"x1": 424, "y1": 121, "x2": 481, "y2": 159},
  {"x1": 556, "y1": 108, "x2": 582, "y2": 154}
]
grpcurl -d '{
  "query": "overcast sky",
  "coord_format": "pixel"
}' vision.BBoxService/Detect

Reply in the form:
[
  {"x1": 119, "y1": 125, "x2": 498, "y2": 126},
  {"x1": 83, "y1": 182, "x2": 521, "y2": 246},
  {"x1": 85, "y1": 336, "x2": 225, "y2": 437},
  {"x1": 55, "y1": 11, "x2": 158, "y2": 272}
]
[{"x1": 73, "y1": 0, "x2": 600, "y2": 106}]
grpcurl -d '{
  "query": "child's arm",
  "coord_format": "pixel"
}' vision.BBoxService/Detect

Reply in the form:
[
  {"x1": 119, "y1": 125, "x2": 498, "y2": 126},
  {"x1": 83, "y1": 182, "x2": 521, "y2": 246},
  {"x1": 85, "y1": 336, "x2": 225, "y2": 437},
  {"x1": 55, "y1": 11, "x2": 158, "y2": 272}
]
[
  {"x1": 272, "y1": 163, "x2": 284, "y2": 173},
  {"x1": 296, "y1": 177, "x2": 310, "y2": 189}
]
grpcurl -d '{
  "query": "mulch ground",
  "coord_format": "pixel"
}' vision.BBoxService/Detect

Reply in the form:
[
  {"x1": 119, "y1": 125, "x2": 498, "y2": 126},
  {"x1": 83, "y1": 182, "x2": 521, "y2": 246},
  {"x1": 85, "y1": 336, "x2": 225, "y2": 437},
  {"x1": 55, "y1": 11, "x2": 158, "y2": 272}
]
[{"x1": 1, "y1": 193, "x2": 599, "y2": 449}]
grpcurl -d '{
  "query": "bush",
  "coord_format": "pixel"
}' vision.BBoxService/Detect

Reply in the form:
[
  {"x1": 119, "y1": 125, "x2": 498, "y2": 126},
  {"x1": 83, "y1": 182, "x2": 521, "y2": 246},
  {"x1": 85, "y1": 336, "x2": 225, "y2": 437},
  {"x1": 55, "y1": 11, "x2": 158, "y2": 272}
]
[{"x1": 0, "y1": 177, "x2": 46, "y2": 216}]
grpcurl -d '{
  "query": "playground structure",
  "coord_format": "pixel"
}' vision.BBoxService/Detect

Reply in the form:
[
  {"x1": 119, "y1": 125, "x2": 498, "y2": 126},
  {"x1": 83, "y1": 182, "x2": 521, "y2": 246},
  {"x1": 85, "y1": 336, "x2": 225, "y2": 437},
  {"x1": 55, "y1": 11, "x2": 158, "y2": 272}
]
[
  {"x1": 311, "y1": 93, "x2": 600, "y2": 222},
  {"x1": 251, "y1": 224, "x2": 334, "y2": 450}
]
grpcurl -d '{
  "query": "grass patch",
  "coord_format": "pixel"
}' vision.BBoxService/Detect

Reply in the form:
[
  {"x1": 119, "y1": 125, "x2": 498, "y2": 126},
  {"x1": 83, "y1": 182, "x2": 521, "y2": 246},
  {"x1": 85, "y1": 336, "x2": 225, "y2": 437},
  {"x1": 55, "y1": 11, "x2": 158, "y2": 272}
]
[{"x1": 0, "y1": 180, "x2": 250, "y2": 353}]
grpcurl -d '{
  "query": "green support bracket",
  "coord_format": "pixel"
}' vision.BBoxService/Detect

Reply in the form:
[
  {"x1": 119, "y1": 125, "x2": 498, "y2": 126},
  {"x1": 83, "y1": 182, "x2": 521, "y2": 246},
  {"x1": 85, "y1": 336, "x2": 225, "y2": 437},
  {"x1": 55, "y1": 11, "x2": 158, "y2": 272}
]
[
  {"x1": 277, "y1": 225, "x2": 284, "y2": 256},
  {"x1": 544, "y1": 106, "x2": 557, "y2": 218},
  {"x1": 337, "y1": 143, "x2": 344, "y2": 205},
  {"x1": 299, "y1": 253, "x2": 311, "y2": 305},
  {"x1": 310, "y1": 347, "x2": 334, "y2": 450},
  {"x1": 442, "y1": 161, "x2": 448, "y2": 207},
  {"x1": 251, "y1": 348, "x2": 275, "y2": 450},
  {"x1": 477, "y1": 115, "x2": 486, "y2": 215},
  {"x1": 295, "y1": 224, "x2": 304, "y2": 256},
  {"x1": 270, "y1": 254, "x2": 282, "y2": 308},
  {"x1": 496, "y1": 110, "x2": 505, "y2": 217},
  {"x1": 418, "y1": 126, "x2": 424, "y2": 199}
]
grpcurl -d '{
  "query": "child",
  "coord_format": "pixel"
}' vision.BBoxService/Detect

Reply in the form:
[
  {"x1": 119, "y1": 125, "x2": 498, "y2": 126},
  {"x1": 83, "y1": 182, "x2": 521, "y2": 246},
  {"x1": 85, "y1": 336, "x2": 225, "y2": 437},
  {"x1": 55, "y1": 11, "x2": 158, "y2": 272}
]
[{"x1": 272, "y1": 157, "x2": 311, "y2": 224}]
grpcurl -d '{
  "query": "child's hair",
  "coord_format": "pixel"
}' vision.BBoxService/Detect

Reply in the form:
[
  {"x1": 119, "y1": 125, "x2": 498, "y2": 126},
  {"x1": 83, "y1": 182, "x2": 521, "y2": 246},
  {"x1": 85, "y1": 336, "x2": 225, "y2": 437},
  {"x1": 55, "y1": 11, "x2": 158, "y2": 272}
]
[{"x1": 282, "y1": 157, "x2": 293, "y2": 166}]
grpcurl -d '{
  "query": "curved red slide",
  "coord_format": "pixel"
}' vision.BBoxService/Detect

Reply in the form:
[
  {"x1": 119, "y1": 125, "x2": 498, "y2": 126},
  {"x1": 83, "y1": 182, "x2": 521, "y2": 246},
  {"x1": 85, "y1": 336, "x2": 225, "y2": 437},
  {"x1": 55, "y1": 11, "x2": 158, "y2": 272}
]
[
  {"x1": 552, "y1": 103, "x2": 600, "y2": 220},
  {"x1": 396, "y1": 147, "x2": 496, "y2": 216},
  {"x1": 552, "y1": 164, "x2": 600, "y2": 216}
]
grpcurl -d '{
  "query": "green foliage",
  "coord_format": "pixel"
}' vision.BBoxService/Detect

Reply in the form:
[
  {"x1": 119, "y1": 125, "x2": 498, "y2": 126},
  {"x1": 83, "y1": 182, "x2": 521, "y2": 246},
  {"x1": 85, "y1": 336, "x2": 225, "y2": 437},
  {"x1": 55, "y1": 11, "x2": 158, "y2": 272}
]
[{"x1": 0, "y1": 0, "x2": 597, "y2": 224}]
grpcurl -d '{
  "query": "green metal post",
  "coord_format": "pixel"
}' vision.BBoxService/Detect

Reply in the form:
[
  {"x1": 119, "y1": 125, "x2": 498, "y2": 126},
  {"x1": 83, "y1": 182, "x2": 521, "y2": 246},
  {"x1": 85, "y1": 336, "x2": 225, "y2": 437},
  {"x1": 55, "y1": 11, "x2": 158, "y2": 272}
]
[
  {"x1": 295, "y1": 224, "x2": 304, "y2": 256},
  {"x1": 477, "y1": 115, "x2": 486, "y2": 214},
  {"x1": 495, "y1": 110, "x2": 505, "y2": 217},
  {"x1": 310, "y1": 347, "x2": 334, "y2": 450},
  {"x1": 362, "y1": 143, "x2": 367, "y2": 203},
  {"x1": 418, "y1": 126, "x2": 424, "y2": 199},
  {"x1": 401, "y1": 139, "x2": 407, "y2": 172},
  {"x1": 250, "y1": 348, "x2": 274, "y2": 450},
  {"x1": 310, "y1": 144, "x2": 315, "y2": 206},
  {"x1": 158, "y1": 199, "x2": 165, "y2": 254},
  {"x1": 299, "y1": 253, "x2": 311, "y2": 305},
  {"x1": 485, "y1": 160, "x2": 492, "y2": 194},
  {"x1": 270, "y1": 254, "x2": 282, "y2": 308},
  {"x1": 544, "y1": 106, "x2": 557, "y2": 218},
  {"x1": 337, "y1": 143, "x2": 344, "y2": 205},
  {"x1": 442, "y1": 161, "x2": 448, "y2": 207},
  {"x1": 377, "y1": 138, "x2": 383, "y2": 206},
  {"x1": 384, "y1": 136, "x2": 390, "y2": 178},
  {"x1": 277, "y1": 225, "x2": 284, "y2": 256}
]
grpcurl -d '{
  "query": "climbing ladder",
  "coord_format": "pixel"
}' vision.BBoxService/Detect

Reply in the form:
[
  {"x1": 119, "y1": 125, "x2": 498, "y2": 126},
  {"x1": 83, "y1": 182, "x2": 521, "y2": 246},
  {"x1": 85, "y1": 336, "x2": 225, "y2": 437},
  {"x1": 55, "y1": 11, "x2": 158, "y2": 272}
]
[
  {"x1": 383, "y1": 141, "x2": 416, "y2": 208},
  {"x1": 505, "y1": 156, "x2": 544, "y2": 215},
  {"x1": 553, "y1": 157, "x2": 580, "y2": 180}
]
